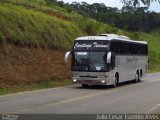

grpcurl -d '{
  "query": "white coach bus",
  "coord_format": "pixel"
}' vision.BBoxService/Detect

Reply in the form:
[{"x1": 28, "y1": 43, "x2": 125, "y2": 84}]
[{"x1": 64, "y1": 34, "x2": 148, "y2": 88}]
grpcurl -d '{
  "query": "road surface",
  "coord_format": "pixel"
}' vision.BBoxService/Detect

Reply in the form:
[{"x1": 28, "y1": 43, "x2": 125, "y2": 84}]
[{"x1": 0, "y1": 73, "x2": 160, "y2": 114}]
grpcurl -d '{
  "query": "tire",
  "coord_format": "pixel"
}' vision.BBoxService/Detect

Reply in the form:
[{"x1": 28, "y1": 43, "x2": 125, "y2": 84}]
[
  {"x1": 112, "y1": 75, "x2": 118, "y2": 88},
  {"x1": 138, "y1": 74, "x2": 142, "y2": 82},
  {"x1": 139, "y1": 70, "x2": 143, "y2": 82},
  {"x1": 82, "y1": 84, "x2": 89, "y2": 88},
  {"x1": 134, "y1": 72, "x2": 139, "y2": 83}
]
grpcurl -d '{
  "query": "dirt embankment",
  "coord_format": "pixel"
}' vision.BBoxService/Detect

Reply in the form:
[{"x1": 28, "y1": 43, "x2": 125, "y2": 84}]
[{"x1": 0, "y1": 45, "x2": 71, "y2": 87}]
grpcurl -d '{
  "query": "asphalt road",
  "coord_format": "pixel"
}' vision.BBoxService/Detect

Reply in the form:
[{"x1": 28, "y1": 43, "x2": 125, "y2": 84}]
[{"x1": 0, "y1": 73, "x2": 160, "y2": 114}]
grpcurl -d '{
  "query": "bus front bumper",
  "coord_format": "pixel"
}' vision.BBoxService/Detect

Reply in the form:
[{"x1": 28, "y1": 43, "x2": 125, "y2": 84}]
[{"x1": 72, "y1": 77, "x2": 109, "y2": 85}]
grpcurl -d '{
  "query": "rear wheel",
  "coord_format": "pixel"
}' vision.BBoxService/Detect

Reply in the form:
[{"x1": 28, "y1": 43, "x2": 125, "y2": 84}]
[
  {"x1": 82, "y1": 84, "x2": 89, "y2": 88},
  {"x1": 139, "y1": 70, "x2": 143, "y2": 82},
  {"x1": 134, "y1": 71, "x2": 139, "y2": 83}
]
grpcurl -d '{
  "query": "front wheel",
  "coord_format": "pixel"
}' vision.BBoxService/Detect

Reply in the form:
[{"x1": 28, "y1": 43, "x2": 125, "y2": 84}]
[{"x1": 112, "y1": 75, "x2": 118, "y2": 88}]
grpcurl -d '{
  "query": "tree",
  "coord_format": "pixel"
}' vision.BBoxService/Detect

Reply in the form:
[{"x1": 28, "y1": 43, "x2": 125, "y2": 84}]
[
  {"x1": 66, "y1": 7, "x2": 72, "y2": 20},
  {"x1": 26, "y1": 0, "x2": 33, "y2": 8},
  {"x1": 121, "y1": 0, "x2": 160, "y2": 7},
  {"x1": 37, "y1": 0, "x2": 46, "y2": 10},
  {"x1": 57, "y1": 0, "x2": 64, "y2": 7}
]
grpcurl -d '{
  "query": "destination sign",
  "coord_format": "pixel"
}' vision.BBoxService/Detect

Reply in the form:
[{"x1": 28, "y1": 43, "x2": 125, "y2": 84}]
[{"x1": 73, "y1": 40, "x2": 108, "y2": 50}]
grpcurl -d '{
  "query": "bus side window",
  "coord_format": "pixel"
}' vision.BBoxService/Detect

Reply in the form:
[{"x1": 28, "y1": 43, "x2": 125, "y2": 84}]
[
  {"x1": 111, "y1": 53, "x2": 115, "y2": 69},
  {"x1": 110, "y1": 41, "x2": 117, "y2": 54},
  {"x1": 129, "y1": 43, "x2": 132, "y2": 55},
  {"x1": 126, "y1": 42, "x2": 130, "y2": 54}
]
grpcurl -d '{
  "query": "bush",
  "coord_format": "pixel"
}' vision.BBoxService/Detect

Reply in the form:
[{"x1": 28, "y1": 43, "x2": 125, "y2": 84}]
[
  {"x1": 104, "y1": 25, "x2": 118, "y2": 34},
  {"x1": 85, "y1": 21, "x2": 97, "y2": 35}
]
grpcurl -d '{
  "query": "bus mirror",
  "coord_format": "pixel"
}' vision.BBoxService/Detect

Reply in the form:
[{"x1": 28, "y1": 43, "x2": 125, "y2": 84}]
[
  {"x1": 107, "y1": 52, "x2": 112, "y2": 64},
  {"x1": 64, "y1": 51, "x2": 71, "y2": 64}
]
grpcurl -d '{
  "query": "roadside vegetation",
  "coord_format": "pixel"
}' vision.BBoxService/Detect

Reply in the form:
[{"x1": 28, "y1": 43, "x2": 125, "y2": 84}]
[
  {"x1": 0, "y1": 1, "x2": 160, "y2": 94},
  {"x1": 140, "y1": 30, "x2": 160, "y2": 72},
  {"x1": 0, "y1": 79, "x2": 71, "y2": 95},
  {"x1": 0, "y1": 3, "x2": 118, "y2": 49},
  {"x1": 0, "y1": 4, "x2": 82, "y2": 50}
]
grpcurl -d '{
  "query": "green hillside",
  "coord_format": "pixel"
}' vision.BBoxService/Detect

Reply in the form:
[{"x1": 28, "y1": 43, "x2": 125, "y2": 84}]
[
  {"x1": 0, "y1": 4, "x2": 83, "y2": 50},
  {"x1": 0, "y1": 3, "x2": 118, "y2": 50},
  {"x1": 140, "y1": 31, "x2": 160, "y2": 72}
]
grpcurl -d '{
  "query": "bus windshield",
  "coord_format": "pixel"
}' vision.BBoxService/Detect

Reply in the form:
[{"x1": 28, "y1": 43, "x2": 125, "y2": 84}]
[{"x1": 72, "y1": 52, "x2": 108, "y2": 72}]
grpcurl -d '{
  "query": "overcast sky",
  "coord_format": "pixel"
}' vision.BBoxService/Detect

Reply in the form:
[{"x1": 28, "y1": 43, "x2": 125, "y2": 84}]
[{"x1": 61, "y1": 0, "x2": 160, "y2": 12}]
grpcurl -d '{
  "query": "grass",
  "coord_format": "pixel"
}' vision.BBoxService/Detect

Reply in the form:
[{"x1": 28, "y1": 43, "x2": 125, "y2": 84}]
[
  {"x1": 0, "y1": 3, "x2": 119, "y2": 50},
  {"x1": 0, "y1": 79, "x2": 71, "y2": 95},
  {"x1": 0, "y1": 3, "x2": 83, "y2": 50},
  {"x1": 139, "y1": 31, "x2": 160, "y2": 72}
]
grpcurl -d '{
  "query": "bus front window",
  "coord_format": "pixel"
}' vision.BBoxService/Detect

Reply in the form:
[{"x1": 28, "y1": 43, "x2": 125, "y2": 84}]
[
  {"x1": 72, "y1": 52, "x2": 108, "y2": 72},
  {"x1": 74, "y1": 52, "x2": 89, "y2": 71},
  {"x1": 89, "y1": 52, "x2": 107, "y2": 71}
]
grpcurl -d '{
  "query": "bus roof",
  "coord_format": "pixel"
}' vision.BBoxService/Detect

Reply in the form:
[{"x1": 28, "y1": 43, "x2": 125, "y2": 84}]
[{"x1": 75, "y1": 34, "x2": 147, "y2": 44}]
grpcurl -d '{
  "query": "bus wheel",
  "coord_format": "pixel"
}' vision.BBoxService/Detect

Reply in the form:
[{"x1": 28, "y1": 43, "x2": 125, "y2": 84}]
[
  {"x1": 82, "y1": 84, "x2": 88, "y2": 88},
  {"x1": 134, "y1": 72, "x2": 139, "y2": 83},
  {"x1": 112, "y1": 75, "x2": 118, "y2": 88},
  {"x1": 139, "y1": 70, "x2": 143, "y2": 82}
]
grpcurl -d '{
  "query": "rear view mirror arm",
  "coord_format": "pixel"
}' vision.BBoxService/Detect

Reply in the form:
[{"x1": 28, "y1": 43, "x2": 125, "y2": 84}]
[{"x1": 64, "y1": 51, "x2": 71, "y2": 64}]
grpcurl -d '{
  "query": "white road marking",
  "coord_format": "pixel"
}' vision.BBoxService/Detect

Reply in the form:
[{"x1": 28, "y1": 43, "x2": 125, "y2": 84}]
[{"x1": 147, "y1": 104, "x2": 160, "y2": 113}]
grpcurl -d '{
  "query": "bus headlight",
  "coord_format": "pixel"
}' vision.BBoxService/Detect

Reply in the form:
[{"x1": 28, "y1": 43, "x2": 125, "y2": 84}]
[
  {"x1": 101, "y1": 80, "x2": 106, "y2": 84},
  {"x1": 73, "y1": 79, "x2": 77, "y2": 82}
]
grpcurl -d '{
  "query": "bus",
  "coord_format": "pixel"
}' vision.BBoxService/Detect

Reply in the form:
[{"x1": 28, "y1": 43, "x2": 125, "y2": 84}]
[{"x1": 64, "y1": 34, "x2": 148, "y2": 88}]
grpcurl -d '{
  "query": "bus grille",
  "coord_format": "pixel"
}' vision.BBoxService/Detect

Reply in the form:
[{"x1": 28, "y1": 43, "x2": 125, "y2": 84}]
[{"x1": 80, "y1": 76, "x2": 98, "y2": 78}]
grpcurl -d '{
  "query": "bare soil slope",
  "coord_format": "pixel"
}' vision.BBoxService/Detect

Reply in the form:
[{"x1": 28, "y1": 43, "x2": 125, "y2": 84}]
[{"x1": 0, "y1": 45, "x2": 71, "y2": 87}]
